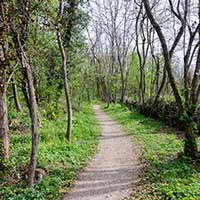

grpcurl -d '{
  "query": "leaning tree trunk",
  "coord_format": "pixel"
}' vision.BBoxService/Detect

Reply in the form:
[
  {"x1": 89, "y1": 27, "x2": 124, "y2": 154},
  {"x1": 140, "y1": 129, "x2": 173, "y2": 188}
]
[
  {"x1": 9, "y1": 0, "x2": 40, "y2": 185},
  {"x1": 12, "y1": 79, "x2": 23, "y2": 112},
  {"x1": 20, "y1": 52, "x2": 39, "y2": 186},
  {"x1": 0, "y1": 0, "x2": 10, "y2": 168},
  {"x1": 26, "y1": 65, "x2": 39, "y2": 186},
  {"x1": 56, "y1": 0, "x2": 73, "y2": 141}
]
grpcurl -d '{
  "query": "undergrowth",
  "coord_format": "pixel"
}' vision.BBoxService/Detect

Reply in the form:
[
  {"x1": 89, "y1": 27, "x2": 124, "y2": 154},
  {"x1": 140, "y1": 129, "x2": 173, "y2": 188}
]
[
  {"x1": 104, "y1": 104, "x2": 200, "y2": 200},
  {"x1": 0, "y1": 104, "x2": 99, "y2": 200}
]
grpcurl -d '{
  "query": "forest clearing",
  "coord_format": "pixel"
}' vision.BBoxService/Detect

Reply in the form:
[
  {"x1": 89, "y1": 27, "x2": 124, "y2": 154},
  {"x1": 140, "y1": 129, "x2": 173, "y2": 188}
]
[{"x1": 1, "y1": 0, "x2": 200, "y2": 199}]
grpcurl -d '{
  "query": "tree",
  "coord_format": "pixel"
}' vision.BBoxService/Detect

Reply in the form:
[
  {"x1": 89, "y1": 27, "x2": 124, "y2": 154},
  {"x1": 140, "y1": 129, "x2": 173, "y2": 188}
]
[
  {"x1": 0, "y1": 0, "x2": 10, "y2": 167},
  {"x1": 10, "y1": 0, "x2": 40, "y2": 185},
  {"x1": 143, "y1": 0, "x2": 200, "y2": 158}
]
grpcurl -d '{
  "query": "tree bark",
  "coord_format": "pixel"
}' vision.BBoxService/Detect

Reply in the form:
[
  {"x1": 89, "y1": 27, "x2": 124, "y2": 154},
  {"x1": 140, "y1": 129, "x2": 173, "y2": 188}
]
[
  {"x1": 0, "y1": 86, "x2": 9, "y2": 162},
  {"x1": 56, "y1": 0, "x2": 73, "y2": 141},
  {"x1": 12, "y1": 79, "x2": 23, "y2": 112},
  {"x1": 18, "y1": 48, "x2": 39, "y2": 186},
  {"x1": 184, "y1": 120, "x2": 197, "y2": 158},
  {"x1": 24, "y1": 57, "x2": 39, "y2": 186},
  {"x1": 152, "y1": 66, "x2": 167, "y2": 107},
  {"x1": 0, "y1": 0, "x2": 10, "y2": 166}
]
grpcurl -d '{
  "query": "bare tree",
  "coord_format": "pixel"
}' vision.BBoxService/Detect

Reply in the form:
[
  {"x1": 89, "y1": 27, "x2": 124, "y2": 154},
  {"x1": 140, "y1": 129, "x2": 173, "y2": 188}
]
[
  {"x1": 143, "y1": 0, "x2": 200, "y2": 158},
  {"x1": 88, "y1": 0, "x2": 135, "y2": 104}
]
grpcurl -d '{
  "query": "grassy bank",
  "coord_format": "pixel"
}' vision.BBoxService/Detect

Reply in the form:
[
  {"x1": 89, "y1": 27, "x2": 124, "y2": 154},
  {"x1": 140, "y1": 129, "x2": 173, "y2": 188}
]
[
  {"x1": 104, "y1": 104, "x2": 200, "y2": 200},
  {"x1": 0, "y1": 104, "x2": 100, "y2": 200}
]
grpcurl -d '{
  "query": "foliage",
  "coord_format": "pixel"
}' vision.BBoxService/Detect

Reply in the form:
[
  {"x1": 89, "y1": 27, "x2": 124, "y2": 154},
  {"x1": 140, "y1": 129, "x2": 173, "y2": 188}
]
[
  {"x1": 104, "y1": 104, "x2": 200, "y2": 200},
  {"x1": 0, "y1": 104, "x2": 100, "y2": 199}
]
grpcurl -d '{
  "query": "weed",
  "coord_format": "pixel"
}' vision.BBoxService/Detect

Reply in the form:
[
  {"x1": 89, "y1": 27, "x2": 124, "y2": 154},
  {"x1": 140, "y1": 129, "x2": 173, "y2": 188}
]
[
  {"x1": 104, "y1": 104, "x2": 200, "y2": 200},
  {"x1": 0, "y1": 104, "x2": 100, "y2": 200}
]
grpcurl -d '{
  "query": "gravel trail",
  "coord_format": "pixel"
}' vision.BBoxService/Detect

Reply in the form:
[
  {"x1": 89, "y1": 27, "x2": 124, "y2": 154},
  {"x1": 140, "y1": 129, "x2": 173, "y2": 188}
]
[{"x1": 63, "y1": 105, "x2": 141, "y2": 200}]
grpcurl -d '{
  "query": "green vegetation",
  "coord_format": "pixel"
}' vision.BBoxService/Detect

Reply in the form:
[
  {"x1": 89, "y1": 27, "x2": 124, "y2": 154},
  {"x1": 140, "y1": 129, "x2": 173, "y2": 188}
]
[
  {"x1": 0, "y1": 104, "x2": 99, "y2": 200},
  {"x1": 104, "y1": 104, "x2": 200, "y2": 200},
  {"x1": 1, "y1": 0, "x2": 200, "y2": 198}
]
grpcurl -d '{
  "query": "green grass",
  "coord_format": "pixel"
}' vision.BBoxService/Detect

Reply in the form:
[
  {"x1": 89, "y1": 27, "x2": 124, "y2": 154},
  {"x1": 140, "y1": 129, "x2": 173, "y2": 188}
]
[
  {"x1": 0, "y1": 104, "x2": 100, "y2": 200},
  {"x1": 104, "y1": 104, "x2": 200, "y2": 200}
]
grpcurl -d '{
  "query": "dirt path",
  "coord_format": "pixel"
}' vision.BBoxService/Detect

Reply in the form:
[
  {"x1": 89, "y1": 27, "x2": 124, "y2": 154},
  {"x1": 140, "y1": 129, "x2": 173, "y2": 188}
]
[{"x1": 63, "y1": 105, "x2": 141, "y2": 200}]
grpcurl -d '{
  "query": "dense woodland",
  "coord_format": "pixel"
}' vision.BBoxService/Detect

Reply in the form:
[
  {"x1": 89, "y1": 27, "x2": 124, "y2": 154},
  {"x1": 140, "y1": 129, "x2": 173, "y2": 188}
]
[{"x1": 1, "y1": 0, "x2": 200, "y2": 199}]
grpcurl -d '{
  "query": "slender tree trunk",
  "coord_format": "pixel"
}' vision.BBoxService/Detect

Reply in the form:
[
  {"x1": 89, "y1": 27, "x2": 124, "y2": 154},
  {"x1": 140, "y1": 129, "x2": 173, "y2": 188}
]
[
  {"x1": 151, "y1": 56, "x2": 160, "y2": 96},
  {"x1": 9, "y1": 0, "x2": 40, "y2": 185},
  {"x1": 121, "y1": 78, "x2": 125, "y2": 103},
  {"x1": 152, "y1": 67, "x2": 167, "y2": 107},
  {"x1": 26, "y1": 62, "x2": 39, "y2": 186},
  {"x1": 114, "y1": 76, "x2": 118, "y2": 103},
  {"x1": 20, "y1": 52, "x2": 39, "y2": 186},
  {"x1": 139, "y1": 65, "x2": 145, "y2": 106},
  {"x1": 12, "y1": 79, "x2": 22, "y2": 112},
  {"x1": 86, "y1": 88, "x2": 91, "y2": 103},
  {"x1": 118, "y1": 60, "x2": 125, "y2": 103},
  {"x1": 78, "y1": 84, "x2": 85, "y2": 110},
  {"x1": 96, "y1": 77, "x2": 100, "y2": 99},
  {"x1": 57, "y1": 30, "x2": 72, "y2": 141},
  {"x1": 22, "y1": 78, "x2": 30, "y2": 109},
  {"x1": 56, "y1": 0, "x2": 73, "y2": 141}
]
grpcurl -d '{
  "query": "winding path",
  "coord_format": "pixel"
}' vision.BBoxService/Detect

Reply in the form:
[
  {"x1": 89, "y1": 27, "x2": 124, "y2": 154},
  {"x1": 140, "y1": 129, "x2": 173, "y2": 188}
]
[{"x1": 63, "y1": 105, "x2": 141, "y2": 200}]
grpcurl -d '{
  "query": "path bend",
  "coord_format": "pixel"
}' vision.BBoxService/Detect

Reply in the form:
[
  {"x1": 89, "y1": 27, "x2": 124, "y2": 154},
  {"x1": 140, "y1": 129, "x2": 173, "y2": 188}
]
[{"x1": 63, "y1": 105, "x2": 141, "y2": 200}]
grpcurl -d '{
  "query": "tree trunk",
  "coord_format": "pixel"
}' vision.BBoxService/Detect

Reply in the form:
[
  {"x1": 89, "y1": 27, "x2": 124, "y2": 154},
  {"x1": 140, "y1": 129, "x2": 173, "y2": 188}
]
[
  {"x1": 121, "y1": 78, "x2": 125, "y2": 103},
  {"x1": 139, "y1": 65, "x2": 145, "y2": 106},
  {"x1": 184, "y1": 120, "x2": 197, "y2": 158},
  {"x1": 57, "y1": 30, "x2": 72, "y2": 141},
  {"x1": 9, "y1": 0, "x2": 39, "y2": 185},
  {"x1": 184, "y1": 1, "x2": 200, "y2": 157},
  {"x1": 0, "y1": 87, "x2": 9, "y2": 164},
  {"x1": 56, "y1": 0, "x2": 73, "y2": 141},
  {"x1": 12, "y1": 79, "x2": 22, "y2": 112},
  {"x1": 151, "y1": 56, "x2": 160, "y2": 96},
  {"x1": 27, "y1": 66, "x2": 39, "y2": 186},
  {"x1": 13, "y1": 34, "x2": 39, "y2": 185},
  {"x1": 152, "y1": 67, "x2": 167, "y2": 107},
  {"x1": 21, "y1": 53, "x2": 39, "y2": 186},
  {"x1": 0, "y1": 0, "x2": 10, "y2": 167},
  {"x1": 86, "y1": 88, "x2": 91, "y2": 103}
]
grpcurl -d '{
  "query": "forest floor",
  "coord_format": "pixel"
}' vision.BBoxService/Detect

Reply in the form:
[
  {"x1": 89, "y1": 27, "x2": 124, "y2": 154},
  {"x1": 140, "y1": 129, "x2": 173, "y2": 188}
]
[
  {"x1": 0, "y1": 104, "x2": 100, "y2": 200},
  {"x1": 63, "y1": 105, "x2": 142, "y2": 200},
  {"x1": 2, "y1": 103, "x2": 200, "y2": 200}
]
